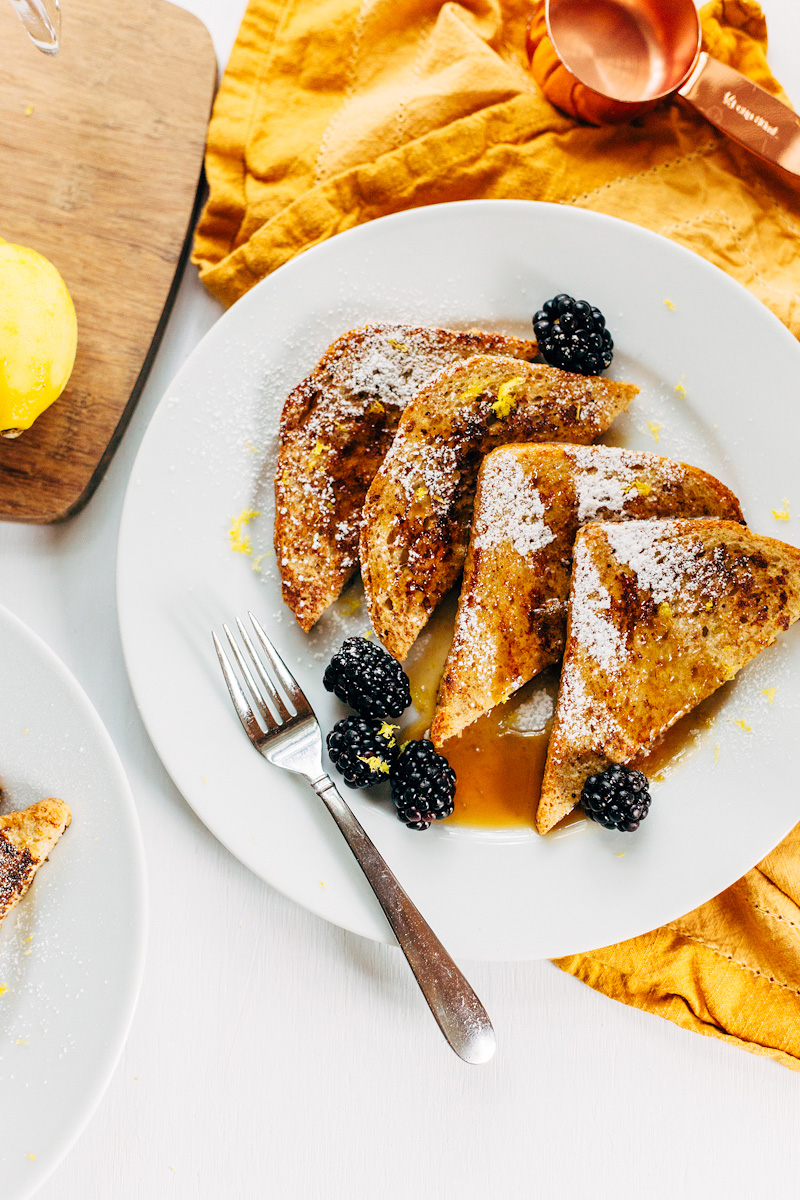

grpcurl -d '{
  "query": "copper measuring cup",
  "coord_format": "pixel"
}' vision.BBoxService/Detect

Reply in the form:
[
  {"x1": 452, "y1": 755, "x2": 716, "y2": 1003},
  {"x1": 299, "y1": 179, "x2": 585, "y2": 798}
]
[{"x1": 545, "y1": 0, "x2": 800, "y2": 176}]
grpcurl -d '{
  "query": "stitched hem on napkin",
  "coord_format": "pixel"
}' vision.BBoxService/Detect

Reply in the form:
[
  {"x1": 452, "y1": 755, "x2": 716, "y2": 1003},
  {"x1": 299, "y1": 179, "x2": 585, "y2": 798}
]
[{"x1": 556, "y1": 935, "x2": 800, "y2": 1073}]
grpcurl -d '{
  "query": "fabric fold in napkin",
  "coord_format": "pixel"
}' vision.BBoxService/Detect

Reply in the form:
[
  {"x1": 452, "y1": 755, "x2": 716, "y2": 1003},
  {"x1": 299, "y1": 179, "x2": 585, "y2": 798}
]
[
  {"x1": 193, "y1": 0, "x2": 800, "y2": 1068},
  {"x1": 557, "y1": 824, "x2": 800, "y2": 1072},
  {"x1": 193, "y1": 0, "x2": 800, "y2": 337}
]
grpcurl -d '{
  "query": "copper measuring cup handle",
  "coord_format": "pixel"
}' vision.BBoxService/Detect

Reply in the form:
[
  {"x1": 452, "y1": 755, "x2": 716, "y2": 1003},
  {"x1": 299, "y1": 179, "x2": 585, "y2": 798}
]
[
  {"x1": 541, "y1": 0, "x2": 800, "y2": 177},
  {"x1": 679, "y1": 54, "x2": 800, "y2": 176}
]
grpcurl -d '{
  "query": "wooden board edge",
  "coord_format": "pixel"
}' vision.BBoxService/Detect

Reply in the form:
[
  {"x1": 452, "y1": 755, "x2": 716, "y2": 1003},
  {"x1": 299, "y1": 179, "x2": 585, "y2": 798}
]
[
  {"x1": 56, "y1": 174, "x2": 215, "y2": 525},
  {"x1": 17, "y1": 10, "x2": 219, "y2": 525}
]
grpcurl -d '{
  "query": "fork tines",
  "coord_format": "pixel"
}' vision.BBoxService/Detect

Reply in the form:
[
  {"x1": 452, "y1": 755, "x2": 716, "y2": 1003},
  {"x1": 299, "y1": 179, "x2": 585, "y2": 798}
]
[{"x1": 213, "y1": 613, "x2": 310, "y2": 738}]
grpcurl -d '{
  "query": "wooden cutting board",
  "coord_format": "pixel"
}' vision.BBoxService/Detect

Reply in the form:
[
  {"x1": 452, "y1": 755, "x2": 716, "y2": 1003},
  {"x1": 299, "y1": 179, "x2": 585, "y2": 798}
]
[{"x1": 0, "y1": 0, "x2": 217, "y2": 522}]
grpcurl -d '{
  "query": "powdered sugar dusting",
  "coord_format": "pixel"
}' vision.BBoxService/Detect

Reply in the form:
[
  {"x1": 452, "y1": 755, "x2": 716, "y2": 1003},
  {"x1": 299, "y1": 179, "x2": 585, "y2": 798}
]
[
  {"x1": 556, "y1": 662, "x2": 625, "y2": 746},
  {"x1": 569, "y1": 539, "x2": 627, "y2": 673},
  {"x1": 604, "y1": 520, "x2": 719, "y2": 604},
  {"x1": 346, "y1": 327, "x2": 477, "y2": 408},
  {"x1": 506, "y1": 690, "x2": 554, "y2": 732},
  {"x1": 568, "y1": 445, "x2": 680, "y2": 523},
  {"x1": 276, "y1": 326, "x2": 536, "y2": 619},
  {"x1": 572, "y1": 445, "x2": 636, "y2": 522},
  {"x1": 449, "y1": 600, "x2": 502, "y2": 689},
  {"x1": 473, "y1": 453, "x2": 555, "y2": 558}
]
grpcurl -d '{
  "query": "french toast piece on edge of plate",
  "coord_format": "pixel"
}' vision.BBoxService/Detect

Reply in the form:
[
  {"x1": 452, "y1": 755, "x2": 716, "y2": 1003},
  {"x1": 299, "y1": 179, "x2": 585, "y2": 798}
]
[
  {"x1": 360, "y1": 357, "x2": 638, "y2": 662},
  {"x1": 274, "y1": 324, "x2": 537, "y2": 633},
  {"x1": 0, "y1": 798, "x2": 71, "y2": 925},
  {"x1": 536, "y1": 519, "x2": 800, "y2": 835},
  {"x1": 431, "y1": 444, "x2": 744, "y2": 747}
]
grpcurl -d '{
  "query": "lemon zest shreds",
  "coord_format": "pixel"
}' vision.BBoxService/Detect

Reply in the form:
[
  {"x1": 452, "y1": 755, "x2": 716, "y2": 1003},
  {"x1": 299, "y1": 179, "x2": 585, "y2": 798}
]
[
  {"x1": 357, "y1": 756, "x2": 390, "y2": 774},
  {"x1": 307, "y1": 440, "x2": 325, "y2": 467},
  {"x1": 229, "y1": 509, "x2": 261, "y2": 556},
  {"x1": 459, "y1": 381, "x2": 486, "y2": 404},
  {"x1": 492, "y1": 378, "x2": 523, "y2": 419}
]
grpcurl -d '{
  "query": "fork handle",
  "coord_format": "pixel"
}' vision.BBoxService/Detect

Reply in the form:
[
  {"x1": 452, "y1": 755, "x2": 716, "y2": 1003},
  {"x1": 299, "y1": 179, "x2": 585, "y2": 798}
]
[{"x1": 312, "y1": 775, "x2": 496, "y2": 1065}]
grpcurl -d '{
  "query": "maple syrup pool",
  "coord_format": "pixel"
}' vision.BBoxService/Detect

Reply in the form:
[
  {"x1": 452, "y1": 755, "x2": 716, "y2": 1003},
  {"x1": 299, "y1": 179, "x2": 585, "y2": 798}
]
[{"x1": 400, "y1": 592, "x2": 727, "y2": 831}]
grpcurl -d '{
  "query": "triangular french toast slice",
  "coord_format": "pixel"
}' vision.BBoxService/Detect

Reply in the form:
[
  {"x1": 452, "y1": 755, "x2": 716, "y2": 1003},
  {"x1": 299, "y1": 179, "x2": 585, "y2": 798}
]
[
  {"x1": 431, "y1": 445, "x2": 743, "y2": 746},
  {"x1": 537, "y1": 519, "x2": 800, "y2": 834},
  {"x1": 360, "y1": 358, "x2": 638, "y2": 661},
  {"x1": 275, "y1": 324, "x2": 537, "y2": 632},
  {"x1": 0, "y1": 798, "x2": 71, "y2": 924}
]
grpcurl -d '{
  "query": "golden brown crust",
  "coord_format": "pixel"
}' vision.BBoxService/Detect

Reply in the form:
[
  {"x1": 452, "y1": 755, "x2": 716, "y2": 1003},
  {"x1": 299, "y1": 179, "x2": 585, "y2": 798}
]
[
  {"x1": 360, "y1": 359, "x2": 638, "y2": 660},
  {"x1": 0, "y1": 798, "x2": 71, "y2": 923},
  {"x1": 274, "y1": 324, "x2": 537, "y2": 632},
  {"x1": 537, "y1": 520, "x2": 800, "y2": 833},
  {"x1": 431, "y1": 445, "x2": 743, "y2": 746}
]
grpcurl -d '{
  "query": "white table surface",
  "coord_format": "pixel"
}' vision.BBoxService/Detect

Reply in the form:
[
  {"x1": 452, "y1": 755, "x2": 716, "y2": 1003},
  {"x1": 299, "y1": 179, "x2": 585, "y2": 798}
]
[{"x1": 7, "y1": 1, "x2": 800, "y2": 1195}]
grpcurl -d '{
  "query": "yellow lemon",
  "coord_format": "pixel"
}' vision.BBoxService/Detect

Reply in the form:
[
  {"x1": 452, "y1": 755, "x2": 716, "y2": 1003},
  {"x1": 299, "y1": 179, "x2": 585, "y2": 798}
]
[{"x1": 0, "y1": 238, "x2": 77, "y2": 436}]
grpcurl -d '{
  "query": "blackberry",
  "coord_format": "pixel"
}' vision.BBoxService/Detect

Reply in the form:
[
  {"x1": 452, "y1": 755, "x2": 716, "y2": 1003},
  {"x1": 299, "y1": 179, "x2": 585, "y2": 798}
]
[
  {"x1": 533, "y1": 293, "x2": 613, "y2": 376},
  {"x1": 326, "y1": 716, "x2": 399, "y2": 789},
  {"x1": 390, "y1": 739, "x2": 457, "y2": 830},
  {"x1": 580, "y1": 763, "x2": 651, "y2": 832},
  {"x1": 324, "y1": 636, "x2": 411, "y2": 719}
]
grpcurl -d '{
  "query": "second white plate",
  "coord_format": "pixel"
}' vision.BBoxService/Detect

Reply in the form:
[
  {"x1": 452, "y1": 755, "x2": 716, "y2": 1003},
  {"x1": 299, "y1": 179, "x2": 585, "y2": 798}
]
[
  {"x1": 0, "y1": 605, "x2": 146, "y2": 1200},
  {"x1": 118, "y1": 200, "x2": 800, "y2": 960}
]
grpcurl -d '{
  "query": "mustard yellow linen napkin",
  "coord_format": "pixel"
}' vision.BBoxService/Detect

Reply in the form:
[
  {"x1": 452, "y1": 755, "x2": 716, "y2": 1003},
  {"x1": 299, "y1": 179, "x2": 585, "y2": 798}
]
[{"x1": 193, "y1": 0, "x2": 800, "y2": 1068}]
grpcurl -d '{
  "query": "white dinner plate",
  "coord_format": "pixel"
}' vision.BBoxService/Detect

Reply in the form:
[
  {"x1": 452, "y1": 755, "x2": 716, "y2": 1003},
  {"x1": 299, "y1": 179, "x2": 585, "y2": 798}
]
[
  {"x1": 117, "y1": 200, "x2": 800, "y2": 960},
  {"x1": 0, "y1": 605, "x2": 146, "y2": 1200}
]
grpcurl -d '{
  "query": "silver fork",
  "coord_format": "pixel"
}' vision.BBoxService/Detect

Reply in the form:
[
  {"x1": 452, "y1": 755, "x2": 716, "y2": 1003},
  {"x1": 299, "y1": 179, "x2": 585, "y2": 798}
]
[{"x1": 213, "y1": 612, "x2": 496, "y2": 1065}]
